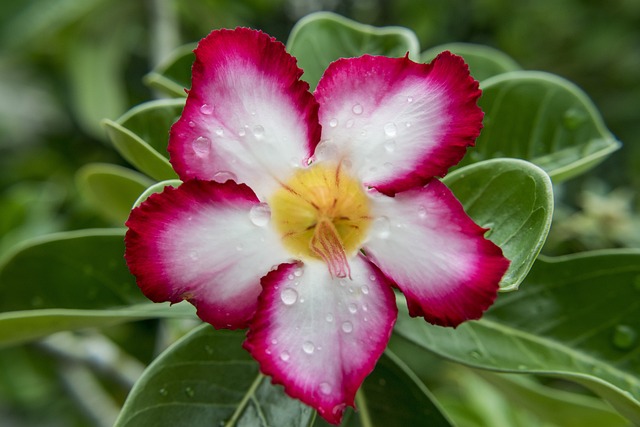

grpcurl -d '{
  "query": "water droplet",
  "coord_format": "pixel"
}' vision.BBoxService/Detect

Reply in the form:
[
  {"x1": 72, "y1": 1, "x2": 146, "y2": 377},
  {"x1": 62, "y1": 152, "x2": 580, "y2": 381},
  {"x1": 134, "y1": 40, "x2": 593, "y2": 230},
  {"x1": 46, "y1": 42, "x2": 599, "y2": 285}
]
[
  {"x1": 383, "y1": 122, "x2": 397, "y2": 138},
  {"x1": 384, "y1": 140, "x2": 396, "y2": 152},
  {"x1": 361, "y1": 285, "x2": 370, "y2": 294},
  {"x1": 253, "y1": 125, "x2": 265, "y2": 138},
  {"x1": 563, "y1": 107, "x2": 587, "y2": 129},
  {"x1": 348, "y1": 303, "x2": 358, "y2": 314},
  {"x1": 238, "y1": 127, "x2": 247, "y2": 137},
  {"x1": 159, "y1": 388, "x2": 168, "y2": 396},
  {"x1": 294, "y1": 266, "x2": 303, "y2": 277},
  {"x1": 325, "y1": 313, "x2": 334, "y2": 323},
  {"x1": 280, "y1": 351, "x2": 290, "y2": 361},
  {"x1": 341, "y1": 321, "x2": 353, "y2": 333},
  {"x1": 369, "y1": 275, "x2": 376, "y2": 282},
  {"x1": 332, "y1": 403, "x2": 347, "y2": 416},
  {"x1": 249, "y1": 203, "x2": 271, "y2": 226},
  {"x1": 192, "y1": 136, "x2": 210, "y2": 157},
  {"x1": 188, "y1": 120, "x2": 195, "y2": 128},
  {"x1": 418, "y1": 205, "x2": 427, "y2": 219},
  {"x1": 319, "y1": 382, "x2": 332, "y2": 395},
  {"x1": 372, "y1": 216, "x2": 391, "y2": 239},
  {"x1": 613, "y1": 325, "x2": 637, "y2": 350},
  {"x1": 184, "y1": 387, "x2": 195, "y2": 397},
  {"x1": 329, "y1": 118, "x2": 338, "y2": 127},
  {"x1": 407, "y1": 96, "x2": 413, "y2": 103},
  {"x1": 302, "y1": 341, "x2": 315, "y2": 354},
  {"x1": 346, "y1": 119, "x2": 354, "y2": 128},
  {"x1": 265, "y1": 348, "x2": 272, "y2": 355},
  {"x1": 271, "y1": 339, "x2": 278, "y2": 345},
  {"x1": 205, "y1": 345, "x2": 214, "y2": 355},
  {"x1": 405, "y1": 122, "x2": 412, "y2": 128},
  {"x1": 280, "y1": 288, "x2": 298, "y2": 306},
  {"x1": 200, "y1": 103, "x2": 214, "y2": 114},
  {"x1": 212, "y1": 170, "x2": 237, "y2": 183},
  {"x1": 469, "y1": 350, "x2": 482, "y2": 359},
  {"x1": 352, "y1": 103, "x2": 363, "y2": 115},
  {"x1": 214, "y1": 127, "x2": 224, "y2": 136},
  {"x1": 315, "y1": 139, "x2": 337, "y2": 160}
]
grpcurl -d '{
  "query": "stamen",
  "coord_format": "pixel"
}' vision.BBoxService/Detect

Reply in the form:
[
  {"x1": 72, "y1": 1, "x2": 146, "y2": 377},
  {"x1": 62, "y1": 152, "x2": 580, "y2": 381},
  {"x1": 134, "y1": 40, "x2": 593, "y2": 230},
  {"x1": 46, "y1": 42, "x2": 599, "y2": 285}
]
[{"x1": 310, "y1": 218, "x2": 351, "y2": 279}]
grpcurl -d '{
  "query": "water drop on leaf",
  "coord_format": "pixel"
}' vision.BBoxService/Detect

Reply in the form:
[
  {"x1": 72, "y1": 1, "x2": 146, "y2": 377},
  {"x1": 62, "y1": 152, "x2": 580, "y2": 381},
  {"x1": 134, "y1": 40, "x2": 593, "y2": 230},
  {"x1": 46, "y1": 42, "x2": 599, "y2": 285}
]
[{"x1": 612, "y1": 325, "x2": 637, "y2": 350}]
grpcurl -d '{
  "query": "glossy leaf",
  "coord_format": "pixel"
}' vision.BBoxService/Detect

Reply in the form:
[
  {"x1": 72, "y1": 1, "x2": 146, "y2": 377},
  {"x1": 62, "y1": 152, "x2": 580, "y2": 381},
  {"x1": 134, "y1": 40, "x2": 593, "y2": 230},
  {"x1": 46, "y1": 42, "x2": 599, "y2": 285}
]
[
  {"x1": 0, "y1": 229, "x2": 144, "y2": 312},
  {"x1": 0, "y1": 303, "x2": 194, "y2": 349},
  {"x1": 144, "y1": 43, "x2": 195, "y2": 97},
  {"x1": 76, "y1": 163, "x2": 154, "y2": 224},
  {"x1": 103, "y1": 99, "x2": 184, "y2": 181},
  {"x1": 460, "y1": 71, "x2": 621, "y2": 181},
  {"x1": 421, "y1": 42, "x2": 521, "y2": 82},
  {"x1": 287, "y1": 11, "x2": 420, "y2": 90},
  {"x1": 443, "y1": 158, "x2": 553, "y2": 291},
  {"x1": 115, "y1": 324, "x2": 453, "y2": 427},
  {"x1": 394, "y1": 250, "x2": 640, "y2": 424},
  {"x1": 114, "y1": 325, "x2": 315, "y2": 427}
]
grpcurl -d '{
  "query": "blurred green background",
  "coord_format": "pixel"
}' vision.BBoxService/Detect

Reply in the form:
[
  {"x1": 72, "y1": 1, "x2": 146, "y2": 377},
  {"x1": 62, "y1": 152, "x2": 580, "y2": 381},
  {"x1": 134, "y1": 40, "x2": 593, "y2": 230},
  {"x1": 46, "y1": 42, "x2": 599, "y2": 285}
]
[{"x1": 0, "y1": 0, "x2": 638, "y2": 425}]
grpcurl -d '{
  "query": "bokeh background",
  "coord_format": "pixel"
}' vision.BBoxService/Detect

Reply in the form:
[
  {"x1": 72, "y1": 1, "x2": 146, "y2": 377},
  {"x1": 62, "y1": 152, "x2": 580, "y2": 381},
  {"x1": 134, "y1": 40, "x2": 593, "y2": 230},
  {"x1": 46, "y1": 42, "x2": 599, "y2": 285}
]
[{"x1": 0, "y1": 0, "x2": 638, "y2": 425}]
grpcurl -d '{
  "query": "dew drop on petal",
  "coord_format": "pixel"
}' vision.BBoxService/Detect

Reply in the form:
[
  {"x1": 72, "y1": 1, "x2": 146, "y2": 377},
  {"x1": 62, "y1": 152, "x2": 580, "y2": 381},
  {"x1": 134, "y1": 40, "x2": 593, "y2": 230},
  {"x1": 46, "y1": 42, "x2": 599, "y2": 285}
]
[
  {"x1": 348, "y1": 303, "x2": 357, "y2": 314},
  {"x1": 319, "y1": 382, "x2": 332, "y2": 395},
  {"x1": 346, "y1": 119, "x2": 354, "y2": 128},
  {"x1": 384, "y1": 140, "x2": 396, "y2": 152},
  {"x1": 407, "y1": 96, "x2": 413, "y2": 103},
  {"x1": 213, "y1": 170, "x2": 237, "y2": 183},
  {"x1": 238, "y1": 127, "x2": 247, "y2": 137},
  {"x1": 325, "y1": 313, "x2": 334, "y2": 323},
  {"x1": 293, "y1": 266, "x2": 303, "y2": 277},
  {"x1": 329, "y1": 118, "x2": 338, "y2": 128},
  {"x1": 192, "y1": 136, "x2": 210, "y2": 157},
  {"x1": 200, "y1": 103, "x2": 214, "y2": 114},
  {"x1": 418, "y1": 205, "x2": 427, "y2": 219},
  {"x1": 383, "y1": 122, "x2": 397, "y2": 138},
  {"x1": 372, "y1": 216, "x2": 391, "y2": 239},
  {"x1": 302, "y1": 341, "x2": 315, "y2": 354},
  {"x1": 280, "y1": 288, "x2": 298, "y2": 306},
  {"x1": 612, "y1": 325, "x2": 637, "y2": 350},
  {"x1": 352, "y1": 103, "x2": 363, "y2": 115},
  {"x1": 188, "y1": 120, "x2": 195, "y2": 128},
  {"x1": 249, "y1": 203, "x2": 271, "y2": 226},
  {"x1": 253, "y1": 125, "x2": 265, "y2": 138},
  {"x1": 361, "y1": 284, "x2": 370, "y2": 294},
  {"x1": 214, "y1": 127, "x2": 224, "y2": 136},
  {"x1": 280, "y1": 351, "x2": 290, "y2": 361},
  {"x1": 341, "y1": 321, "x2": 353, "y2": 333},
  {"x1": 405, "y1": 122, "x2": 412, "y2": 128}
]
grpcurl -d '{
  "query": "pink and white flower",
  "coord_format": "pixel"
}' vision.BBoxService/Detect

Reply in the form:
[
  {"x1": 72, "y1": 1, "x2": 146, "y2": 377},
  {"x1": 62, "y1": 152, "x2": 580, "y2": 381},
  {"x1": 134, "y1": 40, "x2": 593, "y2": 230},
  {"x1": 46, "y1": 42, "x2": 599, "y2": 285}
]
[{"x1": 125, "y1": 28, "x2": 509, "y2": 424}]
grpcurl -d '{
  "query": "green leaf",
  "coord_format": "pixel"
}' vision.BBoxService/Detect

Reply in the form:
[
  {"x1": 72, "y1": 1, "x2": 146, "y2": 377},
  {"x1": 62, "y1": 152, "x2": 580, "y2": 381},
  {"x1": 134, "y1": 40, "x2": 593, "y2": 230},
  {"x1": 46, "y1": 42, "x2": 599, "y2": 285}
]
[
  {"x1": 116, "y1": 324, "x2": 453, "y2": 427},
  {"x1": 287, "y1": 12, "x2": 420, "y2": 90},
  {"x1": 421, "y1": 42, "x2": 521, "y2": 82},
  {"x1": 114, "y1": 325, "x2": 315, "y2": 427},
  {"x1": 103, "y1": 98, "x2": 184, "y2": 181},
  {"x1": 0, "y1": 229, "x2": 144, "y2": 312},
  {"x1": 460, "y1": 71, "x2": 621, "y2": 181},
  {"x1": 144, "y1": 43, "x2": 195, "y2": 97},
  {"x1": 341, "y1": 350, "x2": 453, "y2": 427},
  {"x1": 474, "y1": 371, "x2": 629, "y2": 427},
  {"x1": 394, "y1": 250, "x2": 640, "y2": 424},
  {"x1": 0, "y1": 303, "x2": 194, "y2": 349},
  {"x1": 76, "y1": 163, "x2": 154, "y2": 224},
  {"x1": 443, "y1": 158, "x2": 553, "y2": 291}
]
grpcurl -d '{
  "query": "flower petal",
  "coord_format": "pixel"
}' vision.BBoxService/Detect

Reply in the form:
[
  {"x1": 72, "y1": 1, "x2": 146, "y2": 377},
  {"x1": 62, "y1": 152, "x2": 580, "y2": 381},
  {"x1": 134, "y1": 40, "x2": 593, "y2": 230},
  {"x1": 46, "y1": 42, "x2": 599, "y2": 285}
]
[
  {"x1": 363, "y1": 179, "x2": 509, "y2": 327},
  {"x1": 244, "y1": 256, "x2": 397, "y2": 424},
  {"x1": 314, "y1": 52, "x2": 482, "y2": 195},
  {"x1": 169, "y1": 28, "x2": 321, "y2": 198},
  {"x1": 125, "y1": 179, "x2": 289, "y2": 328}
]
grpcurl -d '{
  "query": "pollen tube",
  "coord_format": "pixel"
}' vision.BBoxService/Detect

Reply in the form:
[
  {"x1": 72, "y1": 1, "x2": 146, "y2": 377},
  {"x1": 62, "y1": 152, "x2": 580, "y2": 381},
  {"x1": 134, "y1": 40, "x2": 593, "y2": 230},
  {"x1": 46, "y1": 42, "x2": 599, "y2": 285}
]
[{"x1": 310, "y1": 218, "x2": 351, "y2": 279}]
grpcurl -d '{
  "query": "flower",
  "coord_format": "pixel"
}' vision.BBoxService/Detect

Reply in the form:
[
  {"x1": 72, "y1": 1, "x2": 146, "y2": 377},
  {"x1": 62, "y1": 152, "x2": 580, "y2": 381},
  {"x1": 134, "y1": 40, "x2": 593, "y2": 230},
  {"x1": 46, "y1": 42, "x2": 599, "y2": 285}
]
[{"x1": 124, "y1": 28, "x2": 510, "y2": 424}]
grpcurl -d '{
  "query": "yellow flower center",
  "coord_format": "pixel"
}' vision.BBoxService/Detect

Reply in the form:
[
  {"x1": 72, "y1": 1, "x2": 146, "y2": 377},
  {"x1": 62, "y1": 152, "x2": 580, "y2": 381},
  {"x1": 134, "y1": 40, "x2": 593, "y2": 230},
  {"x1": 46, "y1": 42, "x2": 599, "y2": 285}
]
[{"x1": 269, "y1": 163, "x2": 371, "y2": 278}]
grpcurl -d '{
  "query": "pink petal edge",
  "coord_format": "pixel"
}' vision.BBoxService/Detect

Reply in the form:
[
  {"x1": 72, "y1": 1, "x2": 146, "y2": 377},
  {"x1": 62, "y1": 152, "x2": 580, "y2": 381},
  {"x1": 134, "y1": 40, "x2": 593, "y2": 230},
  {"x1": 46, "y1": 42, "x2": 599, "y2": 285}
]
[
  {"x1": 314, "y1": 51, "x2": 483, "y2": 196},
  {"x1": 169, "y1": 28, "x2": 321, "y2": 198},
  {"x1": 244, "y1": 257, "x2": 397, "y2": 424},
  {"x1": 125, "y1": 179, "x2": 288, "y2": 329},
  {"x1": 364, "y1": 179, "x2": 509, "y2": 327}
]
